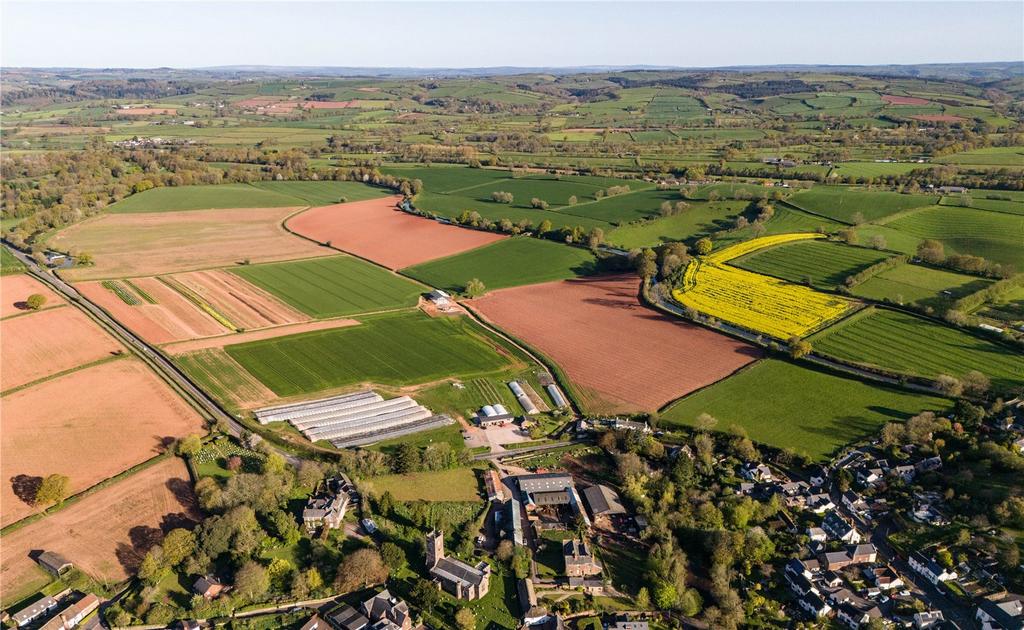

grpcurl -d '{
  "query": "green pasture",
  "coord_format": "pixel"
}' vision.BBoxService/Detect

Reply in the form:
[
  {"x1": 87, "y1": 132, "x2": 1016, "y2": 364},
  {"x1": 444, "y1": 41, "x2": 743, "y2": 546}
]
[
  {"x1": 231, "y1": 255, "x2": 422, "y2": 318},
  {"x1": 358, "y1": 468, "x2": 481, "y2": 502},
  {"x1": 788, "y1": 186, "x2": 939, "y2": 223},
  {"x1": 606, "y1": 200, "x2": 749, "y2": 249},
  {"x1": 852, "y1": 263, "x2": 992, "y2": 311},
  {"x1": 662, "y1": 359, "x2": 949, "y2": 461},
  {"x1": 733, "y1": 239, "x2": 893, "y2": 288},
  {"x1": 412, "y1": 191, "x2": 611, "y2": 232},
  {"x1": 106, "y1": 183, "x2": 304, "y2": 213},
  {"x1": 886, "y1": 205, "x2": 1024, "y2": 268},
  {"x1": 224, "y1": 310, "x2": 518, "y2": 397},
  {"x1": 811, "y1": 307, "x2": 1024, "y2": 391},
  {"x1": 250, "y1": 180, "x2": 389, "y2": 205},
  {"x1": 401, "y1": 237, "x2": 597, "y2": 293}
]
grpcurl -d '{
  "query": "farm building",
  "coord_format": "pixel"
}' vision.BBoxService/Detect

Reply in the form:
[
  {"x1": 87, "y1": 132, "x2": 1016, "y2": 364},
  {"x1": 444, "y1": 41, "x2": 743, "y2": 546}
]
[
  {"x1": 254, "y1": 390, "x2": 452, "y2": 447},
  {"x1": 517, "y1": 472, "x2": 591, "y2": 529},
  {"x1": 563, "y1": 539, "x2": 602, "y2": 577},
  {"x1": 36, "y1": 551, "x2": 73, "y2": 576},
  {"x1": 426, "y1": 530, "x2": 491, "y2": 600},
  {"x1": 302, "y1": 477, "x2": 349, "y2": 533},
  {"x1": 546, "y1": 384, "x2": 568, "y2": 408},
  {"x1": 508, "y1": 381, "x2": 539, "y2": 414},
  {"x1": 582, "y1": 484, "x2": 627, "y2": 523},
  {"x1": 476, "y1": 403, "x2": 515, "y2": 426}
]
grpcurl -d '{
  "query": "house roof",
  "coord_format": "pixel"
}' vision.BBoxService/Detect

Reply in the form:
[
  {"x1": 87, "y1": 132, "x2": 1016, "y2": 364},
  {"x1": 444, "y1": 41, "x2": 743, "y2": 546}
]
[
  {"x1": 327, "y1": 604, "x2": 369, "y2": 630},
  {"x1": 518, "y1": 473, "x2": 573, "y2": 494},
  {"x1": 582, "y1": 484, "x2": 627, "y2": 516},
  {"x1": 432, "y1": 556, "x2": 487, "y2": 588}
]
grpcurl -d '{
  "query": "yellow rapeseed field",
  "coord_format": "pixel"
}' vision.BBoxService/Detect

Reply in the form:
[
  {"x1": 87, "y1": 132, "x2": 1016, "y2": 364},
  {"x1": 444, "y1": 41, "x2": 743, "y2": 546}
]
[{"x1": 673, "y1": 233, "x2": 854, "y2": 339}]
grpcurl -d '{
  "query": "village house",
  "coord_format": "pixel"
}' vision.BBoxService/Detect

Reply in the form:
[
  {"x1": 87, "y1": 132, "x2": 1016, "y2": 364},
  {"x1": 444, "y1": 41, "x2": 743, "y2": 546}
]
[
  {"x1": 563, "y1": 539, "x2": 602, "y2": 577},
  {"x1": 975, "y1": 593, "x2": 1023, "y2": 630},
  {"x1": 913, "y1": 610, "x2": 945, "y2": 629},
  {"x1": 836, "y1": 599, "x2": 882, "y2": 629},
  {"x1": 426, "y1": 531, "x2": 490, "y2": 600},
  {"x1": 192, "y1": 575, "x2": 225, "y2": 599},
  {"x1": 908, "y1": 552, "x2": 958, "y2": 585},
  {"x1": 805, "y1": 493, "x2": 836, "y2": 514},
  {"x1": 11, "y1": 595, "x2": 59, "y2": 627},
  {"x1": 38, "y1": 594, "x2": 100, "y2": 630},
  {"x1": 822, "y1": 511, "x2": 861, "y2": 544},
  {"x1": 863, "y1": 564, "x2": 904, "y2": 591},
  {"x1": 302, "y1": 477, "x2": 349, "y2": 533},
  {"x1": 741, "y1": 462, "x2": 773, "y2": 482}
]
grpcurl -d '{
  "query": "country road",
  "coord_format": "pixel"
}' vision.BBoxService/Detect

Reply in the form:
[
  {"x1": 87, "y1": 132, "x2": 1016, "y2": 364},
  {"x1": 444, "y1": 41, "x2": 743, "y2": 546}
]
[{"x1": 5, "y1": 245, "x2": 302, "y2": 467}]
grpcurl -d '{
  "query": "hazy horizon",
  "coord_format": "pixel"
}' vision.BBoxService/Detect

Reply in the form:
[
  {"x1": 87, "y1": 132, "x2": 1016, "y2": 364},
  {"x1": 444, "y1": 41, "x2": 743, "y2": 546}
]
[{"x1": 2, "y1": 1, "x2": 1022, "y2": 69}]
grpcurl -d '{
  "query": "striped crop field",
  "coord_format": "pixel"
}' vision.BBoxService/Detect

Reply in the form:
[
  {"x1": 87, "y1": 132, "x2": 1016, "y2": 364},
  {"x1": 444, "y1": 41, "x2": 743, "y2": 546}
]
[
  {"x1": 788, "y1": 186, "x2": 939, "y2": 223},
  {"x1": 733, "y1": 240, "x2": 893, "y2": 288},
  {"x1": 224, "y1": 310, "x2": 519, "y2": 396},
  {"x1": 886, "y1": 205, "x2": 1024, "y2": 268},
  {"x1": 231, "y1": 255, "x2": 423, "y2": 318},
  {"x1": 811, "y1": 307, "x2": 1024, "y2": 391},
  {"x1": 673, "y1": 234, "x2": 856, "y2": 339}
]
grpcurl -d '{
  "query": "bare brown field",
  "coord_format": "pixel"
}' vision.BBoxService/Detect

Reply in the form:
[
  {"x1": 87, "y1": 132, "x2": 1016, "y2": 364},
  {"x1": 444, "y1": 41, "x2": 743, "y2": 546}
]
[
  {"x1": 1, "y1": 359, "x2": 204, "y2": 527},
  {"x1": 469, "y1": 275, "x2": 761, "y2": 414},
  {"x1": 0, "y1": 456, "x2": 198, "y2": 602},
  {"x1": 78, "y1": 278, "x2": 227, "y2": 344},
  {"x1": 50, "y1": 206, "x2": 328, "y2": 280},
  {"x1": 1, "y1": 274, "x2": 60, "y2": 318},
  {"x1": 1, "y1": 307, "x2": 122, "y2": 390},
  {"x1": 162, "y1": 317, "x2": 360, "y2": 354},
  {"x1": 288, "y1": 196, "x2": 505, "y2": 269},
  {"x1": 300, "y1": 100, "x2": 358, "y2": 109},
  {"x1": 171, "y1": 269, "x2": 308, "y2": 330},
  {"x1": 881, "y1": 94, "x2": 931, "y2": 106}
]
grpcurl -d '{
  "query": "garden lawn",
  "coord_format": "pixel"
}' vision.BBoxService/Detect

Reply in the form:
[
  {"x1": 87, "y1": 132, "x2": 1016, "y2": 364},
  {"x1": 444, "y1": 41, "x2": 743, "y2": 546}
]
[
  {"x1": 811, "y1": 308, "x2": 1024, "y2": 391},
  {"x1": 224, "y1": 311, "x2": 517, "y2": 396},
  {"x1": 357, "y1": 468, "x2": 480, "y2": 502},
  {"x1": 662, "y1": 359, "x2": 950, "y2": 460},
  {"x1": 107, "y1": 183, "x2": 304, "y2": 213},
  {"x1": 885, "y1": 205, "x2": 1024, "y2": 268},
  {"x1": 788, "y1": 186, "x2": 939, "y2": 223},
  {"x1": 733, "y1": 240, "x2": 893, "y2": 288},
  {"x1": 231, "y1": 255, "x2": 423, "y2": 318},
  {"x1": 401, "y1": 238, "x2": 597, "y2": 293},
  {"x1": 852, "y1": 263, "x2": 992, "y2": 311}
]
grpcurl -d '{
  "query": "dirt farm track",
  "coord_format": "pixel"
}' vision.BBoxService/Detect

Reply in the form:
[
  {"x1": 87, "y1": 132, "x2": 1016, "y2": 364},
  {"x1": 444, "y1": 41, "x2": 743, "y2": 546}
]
[
  {"x1": 470, "y1": 275, "x2": 762, "y2": 413},
  {"x1": 287, "y1": 195, "x2": 506, "y2": 269},
  {"x1": 1, "y1": 359, "x2": 205, "y2": 528},
  {"x1": 0, "y1": 457, "x2": 198, "y2": 604}
]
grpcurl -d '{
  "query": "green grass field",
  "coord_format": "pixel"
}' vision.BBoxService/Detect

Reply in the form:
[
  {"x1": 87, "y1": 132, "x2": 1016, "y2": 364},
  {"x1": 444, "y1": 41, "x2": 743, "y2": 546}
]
[
  {"x1": 788, "y1": 186, "x2": 939, "y2": 223},
  {"x1": 231, "y1": 255, "x2": 423, "y2": 318},
  {"x1": 733, "y1": 240, "x2": 892, "y2": 288},
  {"x1": 380, "y1": 165, "x2": 513, "y2": 193},
  {"x1": 886, "y1": 205, "x2": 1024, "y2": 268},
  {"x1": 106, "y1": 183, "x2": 306, "y2": 213},
  {"x1": 558, "y1": 188, "x2": 681, "y2": 224},
  {"x1": 357, "y1": 468, "x2": 480, "y2": 502},
  {"x1": 249, "y1": 180, "x2": 389, "y2": 205},
  {"x1": 224, "y1": 311, "x2": 517, "y2": 396},
  {"x1": 174, "y1": 348, "x2": 271, "y2": 409},
  {"x1": 662, "y1": 359, "x2": 950, "y2": 460},
  {"x1": 400, "y1": 238, "x2": 597, "y2": 293},
  {"x1": 605, "y1": 200, "x2": 750, "y2": 248},
  {"x1": 1, "y1": 248, "x2": 26, "y2": 275},
  {"x1": 934, "y1": 146, "x2": 1024, "y2": 167},
  {"x1": 852, "y1": 263, "x2": 992, "y2": 311},
  {"x1": 413, "y1": 190, "x2": 611, "y2": 232},
  {"x1": 812, "y1": 308, "x2": 1024, "y2": 391}
]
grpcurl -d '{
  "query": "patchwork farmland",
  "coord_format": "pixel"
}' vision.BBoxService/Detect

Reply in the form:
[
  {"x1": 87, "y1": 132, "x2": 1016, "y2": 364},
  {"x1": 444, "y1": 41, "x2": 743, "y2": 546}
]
[
  {"x1": 469, "y1": 275, "x2": 761, "y2": 413},
  {"x1": 732, "y1": 239, "x2": 893, "y2": 289},
  {"x1": 287, "y1": 195, "x2": 506, "y2": 269},
  {"x1": 787, "y1": 186, "x2": 939, "y2": 223}
]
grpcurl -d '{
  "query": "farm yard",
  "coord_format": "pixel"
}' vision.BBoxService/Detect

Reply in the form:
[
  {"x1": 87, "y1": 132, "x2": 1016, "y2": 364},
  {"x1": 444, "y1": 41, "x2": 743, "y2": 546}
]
[
  {"x1": 732, "y1": 239, "x2": 893, "y2": 289},
  {"x1": 286, "y1": 195, "x2": 506, "y2": 269},
  {"x1": 401, "y1": 237, "x2": 598, "y2": 293},
  {"x1": 812, "y1": 307, "x2": 1024, "y2": 391},
  {"x1": 469, "y1": 275, "x2": 760, "y2": 413},
  {"x1": 1, "y1": 306, "x2": 123, "y2": 390},
  {"x1": 662, "y1": 359, "x2": 951, "y2": 460},
  {"x1": 223, "y1": 310, "x2": 521, "y2": 397},
  {"x1": 49, "y1": 206, "x2": 328, "y2": 280},
  {"x1": 0, "y1": 359, "x2": 204, "y2": 527},
  {"x1": 231, "y1": 255, "x2": 423, "y2": 318},
  {"x1": 673, "y1": 234, "x2": 856, "y2": 339},
  {"x1": 0, "y1": 456, "x2": 198, "y2": 604}
]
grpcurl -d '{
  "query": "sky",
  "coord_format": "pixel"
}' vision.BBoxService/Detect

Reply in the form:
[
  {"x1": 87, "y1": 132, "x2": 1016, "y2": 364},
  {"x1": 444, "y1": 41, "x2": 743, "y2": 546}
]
[{"x1": 2, "y1": 1, "x2": 1022, "y2": 69}]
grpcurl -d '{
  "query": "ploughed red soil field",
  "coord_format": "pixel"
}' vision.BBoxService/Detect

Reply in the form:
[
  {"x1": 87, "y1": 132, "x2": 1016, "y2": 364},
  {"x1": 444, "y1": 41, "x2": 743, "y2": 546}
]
[
  {"x1": 1, "y1": 359, "x2": 204, "y2": 528},
  {"x1": 0, "y1": 456, "x2": 198, "y2": 603},
  {"x1": 288, "y1": 195, "x2": 505, "y2": 269},
  {"x1": 469, "y1": 275, "x2": 761, "y2": 413},
  {"x1": 1, "y1": 274, "x2": 60, "y2": 318},
  {"x1": 881, "y1": 94, "x2": 931, "y2": 106}
]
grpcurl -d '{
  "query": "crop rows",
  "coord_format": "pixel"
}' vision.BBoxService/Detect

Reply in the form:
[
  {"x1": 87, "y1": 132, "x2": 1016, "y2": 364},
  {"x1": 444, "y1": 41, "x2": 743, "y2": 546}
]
[{"x1": 101, "y1": 280, "x2": 140, "y2": 305}]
